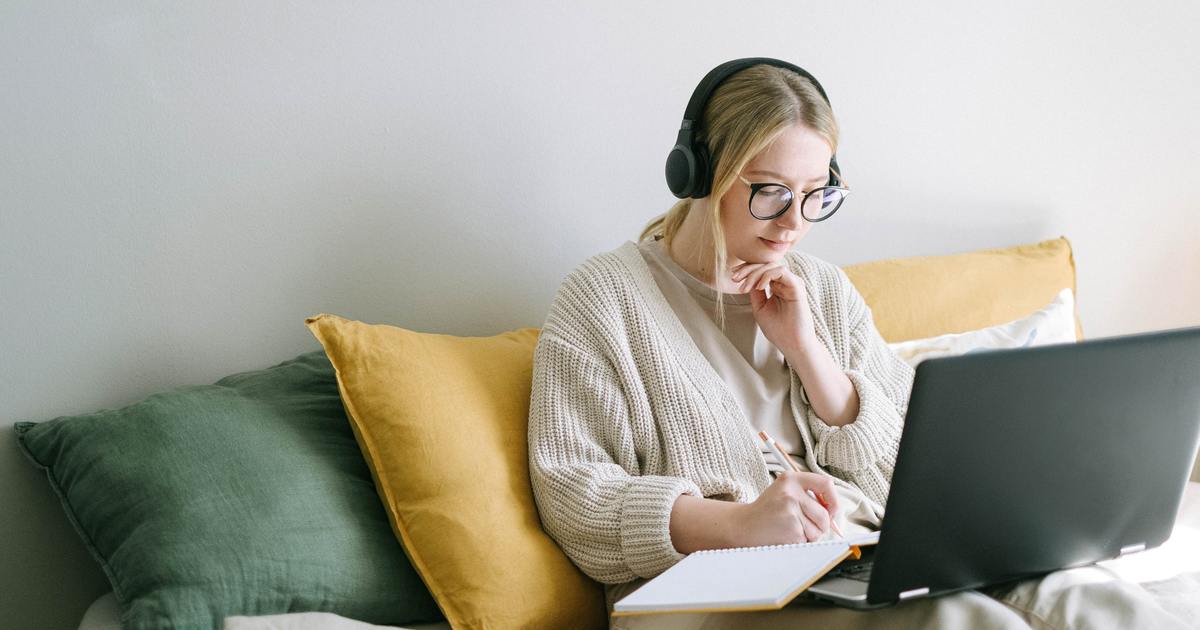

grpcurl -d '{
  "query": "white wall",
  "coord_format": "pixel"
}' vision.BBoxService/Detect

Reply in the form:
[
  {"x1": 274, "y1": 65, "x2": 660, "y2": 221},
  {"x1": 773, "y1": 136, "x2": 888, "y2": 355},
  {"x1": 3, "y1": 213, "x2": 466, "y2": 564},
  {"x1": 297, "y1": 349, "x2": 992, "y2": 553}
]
[{"x1": 3, "y1": 1, "x2": 1198, "y2": 628}]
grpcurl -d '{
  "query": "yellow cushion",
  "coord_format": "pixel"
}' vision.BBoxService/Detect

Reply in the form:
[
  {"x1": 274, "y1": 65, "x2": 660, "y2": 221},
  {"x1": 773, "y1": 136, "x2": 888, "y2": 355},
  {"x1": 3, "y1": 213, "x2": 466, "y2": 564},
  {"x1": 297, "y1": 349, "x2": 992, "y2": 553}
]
[
  {"x1": 841, "y1": 236, "x2": 1083, "y2": 343},
  {"x1": 304, "y1": 314, "x2": 606, "y2": 630}
]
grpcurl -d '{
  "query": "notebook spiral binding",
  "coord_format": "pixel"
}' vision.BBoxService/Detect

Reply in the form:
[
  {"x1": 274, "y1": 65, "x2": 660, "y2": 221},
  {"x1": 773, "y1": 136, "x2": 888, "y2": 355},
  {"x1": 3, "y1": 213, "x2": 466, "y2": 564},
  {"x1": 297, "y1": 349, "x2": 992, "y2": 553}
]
[{"x1": 693, "y1": 539, "x2": 850, "y2": 555}]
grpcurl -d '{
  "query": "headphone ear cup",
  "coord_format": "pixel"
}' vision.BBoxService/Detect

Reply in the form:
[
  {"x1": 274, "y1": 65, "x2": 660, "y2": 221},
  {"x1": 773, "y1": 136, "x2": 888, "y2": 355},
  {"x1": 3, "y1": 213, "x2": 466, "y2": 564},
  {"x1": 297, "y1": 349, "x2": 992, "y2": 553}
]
[
  {"x1": 691, "y1": 141, "x2": 711, "y2": 198},
  {"x1": 665, "y1": 144, "x2": 696, "y2": 198}
]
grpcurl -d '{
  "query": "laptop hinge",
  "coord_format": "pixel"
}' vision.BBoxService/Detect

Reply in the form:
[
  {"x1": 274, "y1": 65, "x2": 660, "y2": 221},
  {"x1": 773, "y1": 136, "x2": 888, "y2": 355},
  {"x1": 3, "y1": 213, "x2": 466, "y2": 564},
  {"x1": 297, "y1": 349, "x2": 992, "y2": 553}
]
[
  {"x1": 898, "y1": 587, "x2": 930, "y2": 600},
  {"x1": 1119, "y1": 543, "x2": 1146, "y2": 556}
]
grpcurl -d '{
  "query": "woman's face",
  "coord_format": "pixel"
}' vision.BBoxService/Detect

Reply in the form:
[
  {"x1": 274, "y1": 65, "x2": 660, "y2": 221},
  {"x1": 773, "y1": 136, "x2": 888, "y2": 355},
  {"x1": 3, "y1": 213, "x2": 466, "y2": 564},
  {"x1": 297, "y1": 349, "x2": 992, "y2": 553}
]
[{"x1": 718, "y1": 123, "x2": 834, "y2": 267}]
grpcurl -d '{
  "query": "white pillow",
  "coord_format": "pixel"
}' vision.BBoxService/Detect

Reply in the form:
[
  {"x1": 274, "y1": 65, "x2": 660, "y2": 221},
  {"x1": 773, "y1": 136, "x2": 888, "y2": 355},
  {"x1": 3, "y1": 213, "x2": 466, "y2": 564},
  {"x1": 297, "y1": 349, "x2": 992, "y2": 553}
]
[{"x1": 886, "y1": 288, "x2": 1077, "y2": 368}]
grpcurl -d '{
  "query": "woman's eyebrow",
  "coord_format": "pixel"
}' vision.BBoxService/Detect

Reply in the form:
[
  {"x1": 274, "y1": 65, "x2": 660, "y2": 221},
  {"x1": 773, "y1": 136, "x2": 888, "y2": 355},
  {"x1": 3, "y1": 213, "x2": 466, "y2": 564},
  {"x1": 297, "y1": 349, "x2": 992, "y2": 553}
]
[{"x1": 746, "y1": 169, "x2": 827, "y2": 186}]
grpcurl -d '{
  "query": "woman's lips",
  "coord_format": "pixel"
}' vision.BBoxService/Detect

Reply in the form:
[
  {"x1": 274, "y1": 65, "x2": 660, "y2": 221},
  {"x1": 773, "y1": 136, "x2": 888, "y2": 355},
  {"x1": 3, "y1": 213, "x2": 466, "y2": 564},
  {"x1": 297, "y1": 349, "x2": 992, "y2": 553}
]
[{"x1": 760, "y1": 237, "x2": 791, "y2": 250}]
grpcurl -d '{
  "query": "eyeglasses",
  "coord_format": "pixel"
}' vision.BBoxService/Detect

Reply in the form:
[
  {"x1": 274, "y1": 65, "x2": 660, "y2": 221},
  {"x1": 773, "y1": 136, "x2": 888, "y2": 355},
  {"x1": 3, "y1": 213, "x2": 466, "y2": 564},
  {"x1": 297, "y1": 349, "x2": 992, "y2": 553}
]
[{"x1": 737, "y1": 171, "x2": 850, "y2": 222}]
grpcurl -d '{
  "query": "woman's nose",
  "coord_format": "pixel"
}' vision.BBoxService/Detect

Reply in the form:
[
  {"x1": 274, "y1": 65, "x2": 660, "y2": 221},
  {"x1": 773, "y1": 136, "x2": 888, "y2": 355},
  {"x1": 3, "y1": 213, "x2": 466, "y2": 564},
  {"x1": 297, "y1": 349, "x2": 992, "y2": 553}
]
[{"x1": 775, "y1": 204, "x2": 805, "y2": 230}]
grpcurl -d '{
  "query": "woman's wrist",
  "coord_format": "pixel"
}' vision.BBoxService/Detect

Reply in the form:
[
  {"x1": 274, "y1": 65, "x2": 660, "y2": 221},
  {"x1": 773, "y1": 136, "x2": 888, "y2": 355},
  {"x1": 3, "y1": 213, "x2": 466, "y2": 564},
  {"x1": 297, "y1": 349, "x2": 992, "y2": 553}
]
[
  {"x1": 669, "y1": 494, "x2": 745, "y2": 554},
  {"x1": 780, "y1": 327, "x2": 820, "y2": 357}
]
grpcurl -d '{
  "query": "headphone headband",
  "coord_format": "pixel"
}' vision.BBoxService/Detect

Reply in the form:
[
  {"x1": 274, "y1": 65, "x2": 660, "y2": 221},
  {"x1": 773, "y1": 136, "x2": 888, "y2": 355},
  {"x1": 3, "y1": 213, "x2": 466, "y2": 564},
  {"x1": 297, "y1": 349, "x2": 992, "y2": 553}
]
[
  {"x1": 665, "y1": 57, "x2": 840, "y2": 199},
  {"x1": 681, "y1": 57, "x2": 833, "y2": 129}
]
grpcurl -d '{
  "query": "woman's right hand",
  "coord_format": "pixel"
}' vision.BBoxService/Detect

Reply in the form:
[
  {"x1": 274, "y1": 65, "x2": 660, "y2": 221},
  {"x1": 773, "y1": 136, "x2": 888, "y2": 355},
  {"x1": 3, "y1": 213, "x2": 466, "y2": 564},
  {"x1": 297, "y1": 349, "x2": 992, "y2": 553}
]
[{"x1": 732, "y1": 471, "x2": 840, "y2": 547}]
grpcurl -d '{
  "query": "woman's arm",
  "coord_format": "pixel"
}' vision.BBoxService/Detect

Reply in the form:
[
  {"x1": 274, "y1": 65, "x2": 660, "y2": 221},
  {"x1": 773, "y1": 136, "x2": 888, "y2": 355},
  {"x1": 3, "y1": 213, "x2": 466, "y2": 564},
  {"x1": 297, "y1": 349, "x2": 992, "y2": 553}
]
[
  {"x1": 528, "y1": 331, "x2": 703, "y2": 583},
  {"x1": 670, "y1": 471, "x2": 842, "y2": 552},
  {"x1": 796, "y1": 265, "x2": 916, "y2": 506},
  {"x1": 782, "y1": 332, "x2": 860, "y2": 427},
  {"x1": 668, "y1": 495, "x2": 741, "y2": 554}
]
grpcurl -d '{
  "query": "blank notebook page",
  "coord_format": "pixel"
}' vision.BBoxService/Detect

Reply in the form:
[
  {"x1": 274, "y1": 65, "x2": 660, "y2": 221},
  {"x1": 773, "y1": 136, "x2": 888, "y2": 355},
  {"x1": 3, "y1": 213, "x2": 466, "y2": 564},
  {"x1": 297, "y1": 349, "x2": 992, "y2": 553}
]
[{"x1": 613, "y1": 538, "x2": 862, "y2": 613}]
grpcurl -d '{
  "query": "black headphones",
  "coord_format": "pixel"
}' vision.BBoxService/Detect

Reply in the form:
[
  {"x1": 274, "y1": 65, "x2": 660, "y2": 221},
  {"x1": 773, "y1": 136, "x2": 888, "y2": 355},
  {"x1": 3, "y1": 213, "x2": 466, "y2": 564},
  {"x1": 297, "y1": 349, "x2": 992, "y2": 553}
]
[{"x1": 664, "y1": 57, "x2": 842, "y2": 199}]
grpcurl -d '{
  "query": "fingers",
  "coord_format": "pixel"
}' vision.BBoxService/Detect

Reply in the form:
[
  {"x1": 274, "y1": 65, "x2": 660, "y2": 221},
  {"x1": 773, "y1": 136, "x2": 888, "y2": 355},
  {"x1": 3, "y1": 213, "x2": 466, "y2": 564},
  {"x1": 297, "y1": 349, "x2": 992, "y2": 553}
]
[
  {"x1": 732, "y1": 263, "x2": 807, "y2": 300},
  {"x1": 799, "y1": 511, "x2": 823, "y2": 542},
  {"x1": 796, "y1": 492, "x2": 831, "y2": 540},
  {"x1": 772, "y1": 473, "x2": 834, "y2": 541},
  {"x1": 731, "y1": 261, "x2": 781, "y2": 283},
  {"x1": 754, "y1": 271, "x2": 779, "y2": 293},
  {"x1": 732, "y1": 262, "x2": 785, "y2": 293},
  {"x1": 786, "y1": 473, "x2": 838, "y2": 536},
  {"x1": 819, "y1": 490, "x2": 840, "y2": 519},
  {"x1": 814, "y1": 477, "x2": 840, "y2": 518}
]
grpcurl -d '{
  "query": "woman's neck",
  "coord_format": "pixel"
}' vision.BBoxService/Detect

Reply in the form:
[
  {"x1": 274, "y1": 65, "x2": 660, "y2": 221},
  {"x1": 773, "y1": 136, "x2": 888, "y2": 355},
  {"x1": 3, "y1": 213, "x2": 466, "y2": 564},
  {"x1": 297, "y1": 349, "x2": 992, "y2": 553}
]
[{"x1": 666, "y1": 207, "x2": 744, "y2": 294}]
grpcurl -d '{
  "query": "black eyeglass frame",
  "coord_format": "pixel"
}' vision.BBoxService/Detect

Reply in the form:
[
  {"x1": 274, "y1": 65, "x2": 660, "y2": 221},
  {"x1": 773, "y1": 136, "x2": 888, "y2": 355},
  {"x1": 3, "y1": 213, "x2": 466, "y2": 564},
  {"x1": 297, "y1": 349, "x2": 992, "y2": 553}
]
[{"x1": 737, "y1": 172, "x2": 851, "y2": 223}]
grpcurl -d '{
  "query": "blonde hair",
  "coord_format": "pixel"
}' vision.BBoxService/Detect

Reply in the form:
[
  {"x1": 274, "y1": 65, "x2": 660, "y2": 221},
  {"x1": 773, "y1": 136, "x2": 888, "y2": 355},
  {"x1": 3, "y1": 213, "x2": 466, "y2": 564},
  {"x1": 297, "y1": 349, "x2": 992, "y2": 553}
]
[{"x1": 638, "y1": 63, "x2": 840, "y2": 330}]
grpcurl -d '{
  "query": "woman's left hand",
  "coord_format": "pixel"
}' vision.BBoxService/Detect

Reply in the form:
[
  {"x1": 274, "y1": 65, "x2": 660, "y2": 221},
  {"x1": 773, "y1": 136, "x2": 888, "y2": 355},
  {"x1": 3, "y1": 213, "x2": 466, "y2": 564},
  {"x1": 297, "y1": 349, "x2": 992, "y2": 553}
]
[{"x1": 732, "y1": 260, "x2": 816, "y2": 354}]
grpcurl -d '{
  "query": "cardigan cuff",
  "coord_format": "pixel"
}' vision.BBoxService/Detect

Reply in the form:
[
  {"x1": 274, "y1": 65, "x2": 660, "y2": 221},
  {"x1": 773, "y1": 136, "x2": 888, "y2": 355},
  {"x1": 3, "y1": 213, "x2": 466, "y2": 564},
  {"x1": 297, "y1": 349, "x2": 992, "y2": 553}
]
[
  {"x1": 618, "y1": 475, "x2": 703, "y2": 579},
  {"x1": 806, "y1": 368, "x2": 904, "y2": 474}
]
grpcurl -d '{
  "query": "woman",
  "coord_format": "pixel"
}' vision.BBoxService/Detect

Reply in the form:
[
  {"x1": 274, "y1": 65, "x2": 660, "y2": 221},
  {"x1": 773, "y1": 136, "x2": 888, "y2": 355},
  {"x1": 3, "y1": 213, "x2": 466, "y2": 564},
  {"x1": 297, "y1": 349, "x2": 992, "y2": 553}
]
[{"x1": 527, "y1": 59, "x2": 1190, "y2": 629}]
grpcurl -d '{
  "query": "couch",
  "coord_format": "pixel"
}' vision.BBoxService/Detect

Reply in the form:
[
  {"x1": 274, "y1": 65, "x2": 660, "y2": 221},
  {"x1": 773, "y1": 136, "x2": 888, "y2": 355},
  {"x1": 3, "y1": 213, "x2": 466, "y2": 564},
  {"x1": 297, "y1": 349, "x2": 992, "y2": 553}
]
[{"x1": 14, "y1": 236, "x2": 1200, "y2": 630}]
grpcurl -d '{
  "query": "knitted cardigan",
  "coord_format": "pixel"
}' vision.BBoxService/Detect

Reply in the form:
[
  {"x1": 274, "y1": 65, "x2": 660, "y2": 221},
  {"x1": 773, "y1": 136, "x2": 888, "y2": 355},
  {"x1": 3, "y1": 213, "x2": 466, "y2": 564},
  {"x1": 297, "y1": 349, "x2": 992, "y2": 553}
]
[{"x1": 527, "y1": 240, "x2": 916, "y2": 584}]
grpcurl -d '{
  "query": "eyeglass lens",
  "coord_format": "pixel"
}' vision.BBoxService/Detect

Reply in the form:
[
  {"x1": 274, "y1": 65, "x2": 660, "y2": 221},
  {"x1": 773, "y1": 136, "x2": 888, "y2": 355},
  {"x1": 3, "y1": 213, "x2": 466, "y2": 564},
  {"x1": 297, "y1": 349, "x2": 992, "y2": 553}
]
[{"x1": 749, "y1": 185, "x2": 846, "y2": 221}]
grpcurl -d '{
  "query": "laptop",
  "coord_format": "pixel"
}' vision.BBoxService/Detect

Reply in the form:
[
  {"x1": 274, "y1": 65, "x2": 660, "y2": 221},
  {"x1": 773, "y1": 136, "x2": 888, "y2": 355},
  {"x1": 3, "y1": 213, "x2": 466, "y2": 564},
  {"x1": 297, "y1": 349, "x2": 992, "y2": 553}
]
[{"x1": 804, "y1": 325, "x2": 1200, "y2": 609}]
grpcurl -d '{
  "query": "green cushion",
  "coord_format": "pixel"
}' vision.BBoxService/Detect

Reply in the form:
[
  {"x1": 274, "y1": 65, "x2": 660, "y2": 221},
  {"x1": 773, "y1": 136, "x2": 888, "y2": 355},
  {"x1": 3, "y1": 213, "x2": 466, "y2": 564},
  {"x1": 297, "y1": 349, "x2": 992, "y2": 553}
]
[{"x1": 14, "y1": 350, "x2": 444, "y2": 630}]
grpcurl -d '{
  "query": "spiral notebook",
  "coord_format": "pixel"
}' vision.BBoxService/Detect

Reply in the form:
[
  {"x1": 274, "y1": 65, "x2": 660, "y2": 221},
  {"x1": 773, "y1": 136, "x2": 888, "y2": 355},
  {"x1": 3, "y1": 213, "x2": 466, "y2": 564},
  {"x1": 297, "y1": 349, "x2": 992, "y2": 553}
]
[{"x1": 611, "y1": 532, "x2": 880, "y2": 616}]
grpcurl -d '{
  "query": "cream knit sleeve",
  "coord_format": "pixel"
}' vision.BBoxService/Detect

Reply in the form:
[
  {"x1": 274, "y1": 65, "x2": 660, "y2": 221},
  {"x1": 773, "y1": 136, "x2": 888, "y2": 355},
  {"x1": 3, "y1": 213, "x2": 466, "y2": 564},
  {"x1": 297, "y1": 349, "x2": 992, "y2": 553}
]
[
  {"x1": 527, "y1": 331, "x2": 702, "y2": 584},
  {"x1": 803, "y1": 267, "x2": 916, "y2": 506}
]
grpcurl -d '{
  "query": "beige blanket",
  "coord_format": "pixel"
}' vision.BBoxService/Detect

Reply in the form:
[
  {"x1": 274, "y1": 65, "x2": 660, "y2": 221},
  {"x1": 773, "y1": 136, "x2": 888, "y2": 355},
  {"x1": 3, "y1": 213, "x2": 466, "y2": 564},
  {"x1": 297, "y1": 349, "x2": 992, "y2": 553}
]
[{"x1": 210, "y1": 484, "x2": 1200, "y2": 630}]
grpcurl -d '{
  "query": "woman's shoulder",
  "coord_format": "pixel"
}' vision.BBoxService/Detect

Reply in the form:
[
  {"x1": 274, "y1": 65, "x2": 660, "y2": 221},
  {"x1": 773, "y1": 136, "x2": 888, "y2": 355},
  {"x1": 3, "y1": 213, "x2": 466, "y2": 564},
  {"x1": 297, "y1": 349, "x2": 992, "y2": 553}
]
[
  {"x1": 555, "y1": 241, "x2": 642, "y2": 297},
  {"x1": 539, "y1": 242, "x2": 649, "y2": 348},
  {"x1": 543, "y1": 241, "x2": 647, "y2": 324}
]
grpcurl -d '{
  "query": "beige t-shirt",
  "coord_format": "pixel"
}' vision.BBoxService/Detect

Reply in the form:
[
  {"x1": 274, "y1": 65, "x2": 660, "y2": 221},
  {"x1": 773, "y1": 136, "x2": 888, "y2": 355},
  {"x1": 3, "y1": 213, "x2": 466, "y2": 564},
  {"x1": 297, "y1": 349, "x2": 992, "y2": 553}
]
[{"x1": 636, "y1": 236, "x2": 881, "y2": 535}]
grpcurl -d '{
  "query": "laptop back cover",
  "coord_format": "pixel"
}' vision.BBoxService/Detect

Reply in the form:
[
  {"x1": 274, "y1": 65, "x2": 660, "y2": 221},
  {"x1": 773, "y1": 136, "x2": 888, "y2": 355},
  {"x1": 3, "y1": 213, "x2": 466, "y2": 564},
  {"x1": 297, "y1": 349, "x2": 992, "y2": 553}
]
[{"x1": 867, "y1": 326, "x2": 1200, "y2": 605}]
